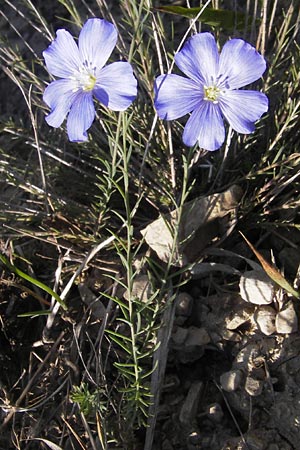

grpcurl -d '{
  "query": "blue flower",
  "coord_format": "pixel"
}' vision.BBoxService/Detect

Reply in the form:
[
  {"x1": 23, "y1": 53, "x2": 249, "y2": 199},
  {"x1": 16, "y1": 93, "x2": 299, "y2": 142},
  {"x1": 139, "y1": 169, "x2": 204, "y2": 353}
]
[
  {"x1": 154, "y1": 33, "x2": 268, "y2": 151},
  {"x1": 43, "y1": 18, "x2": 137, "y2": 142}
]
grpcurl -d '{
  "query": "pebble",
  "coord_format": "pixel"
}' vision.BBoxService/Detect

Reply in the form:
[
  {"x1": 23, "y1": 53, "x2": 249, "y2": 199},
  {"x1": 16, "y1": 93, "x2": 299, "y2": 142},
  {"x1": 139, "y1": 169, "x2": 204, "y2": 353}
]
[
  {"x1": 206, "y1": 402, "x2": 224, "y2": 423},
  {"x1": 172, "y1": 326, "x2": 210, "y2": 348},
  {"x1": 179, "y1": 381, "x2": 203, "y2": 425},
  {"x1": 220, "y1": 369, "x2": 243, "y2": 392},
  {"x1": 123, "y1": 274, "x2": 151, "y2": 303},
  {"x1": 171, "y1": 326, "x2": 189, "y2": 346},
  {"x1": 221, "y1": 329, "x2": 242, "y2": 342},
  {"x1": 255, "y1": 306, "x2": 276, "y2": 335},
  {"x1": 175, "y1": 292, "x2": 193, "y2": 317},
  {"x1": 187, "y1": 430, "x2": 202, "y2": 445},
  {"x1": 275, "y1": 301, "x2": 298, "y2": 334},
  {"x1": 244, "y1": 375, "x2": 264, "y2": 396},
  {"x1": 239, "y1": 269, "x2": 275, "y2": 305},
  {"x1": 185, "y1": 326, "x2": 211, "y2": 347},
  {"x1": 226, "y1": 306, "x2": 253, "y2": 330}
]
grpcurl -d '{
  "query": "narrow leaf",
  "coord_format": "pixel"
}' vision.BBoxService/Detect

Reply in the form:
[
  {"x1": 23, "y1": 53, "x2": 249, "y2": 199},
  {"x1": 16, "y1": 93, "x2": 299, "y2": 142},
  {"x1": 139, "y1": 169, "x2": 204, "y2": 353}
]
[
  {"x1": 18, "y1": 310, "x2": 52, "y2": 317},
  {"x1": 31, "y1": 438, "x2": 63, "y2": 450},
  {"x1": 106, "y1": 329, "x2": 132, "y2": 342},
  {"x1": 0, "y1": 254, "x2": 67, "y2": 310},
  {"x1": 240, "y1": 233, "x2": 300, "y2": 299}
]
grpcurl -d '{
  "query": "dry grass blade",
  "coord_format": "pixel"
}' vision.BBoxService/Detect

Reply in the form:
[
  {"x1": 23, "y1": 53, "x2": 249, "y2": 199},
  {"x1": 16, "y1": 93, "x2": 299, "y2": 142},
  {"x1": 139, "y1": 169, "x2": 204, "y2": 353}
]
[{"x1": 240, "y1": 232, "x2": 300, "y2": 299}]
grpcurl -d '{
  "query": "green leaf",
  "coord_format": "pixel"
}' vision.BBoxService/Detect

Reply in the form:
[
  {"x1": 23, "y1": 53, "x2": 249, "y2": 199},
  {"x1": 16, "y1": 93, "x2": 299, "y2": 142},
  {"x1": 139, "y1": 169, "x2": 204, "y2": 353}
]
[
  {"x1": 0, "y1": 254, "x2": 67, "y2": 310},
  {"x1": 18, "y1": 310, "x2": 52, "y2": 317},
  {"x1": 156, "y1": 6, "x2": 258, "y2": 30},
  {"x1": 114, "y1": 364, "x2": 136, "y2": 379},
  {"x1": 106, "y1": 329, "x2": 133, "y2": 342}
]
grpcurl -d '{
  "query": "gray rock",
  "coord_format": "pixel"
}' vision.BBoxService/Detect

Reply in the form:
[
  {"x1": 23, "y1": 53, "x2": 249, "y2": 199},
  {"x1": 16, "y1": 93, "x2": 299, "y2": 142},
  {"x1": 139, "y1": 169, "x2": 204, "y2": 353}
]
[
  {"x1": 239, "y1": 269, "x2": 275, "y2": 305},
  {"x1": 185, "y1": 326, "x2": 211, "y2": 347},
  {"x1": 179, "y1": 381, "x2": 203, "y2": 425},
  {"x1": 175, "y1": 292, "x2": 194, "y2": 317},
  {"x1": 255, "y1": 306, "x2": 277, "y2": 335},
  {"x1": 123, "y1": 274, "x2": 152, "y2": 303},
  {"x1": 245, "y1": 375, "x2": 264, "y2": 396},
  {"x1": 171, "y1": 326, "x2": 189, "y2": 346},
  {"x1": 220, "y1": 369, "x2": 243, "y2": 392},
  {"x1": 206, "y1": 402, "x2": 224, "y2": 423},
  {"x1": 276, "y1": 301, "x2": 298, "y2": 334}
]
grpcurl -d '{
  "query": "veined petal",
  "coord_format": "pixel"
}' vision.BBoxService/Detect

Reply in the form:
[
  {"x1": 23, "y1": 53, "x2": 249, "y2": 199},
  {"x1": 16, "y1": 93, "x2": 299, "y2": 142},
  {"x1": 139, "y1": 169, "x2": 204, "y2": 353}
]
[
  {"x1": 93, "y1": 62, "x2": 137, "y2": 111},
  {"x1": 218, "y1": 39, "x2": 266, "y2": 89},
  {"x1": 183, "y1": 101, "x2": 225, "y2": 151},
  {"x1": 43, "y1": 79, "x2": 79, "y2": 127},
  {"x1": 43, "y1": 29, "x2": 81, "y2": 78},
  {"x1": 67, "y1": 92, "x2": 95, "y2": 142},
  {"x1": 175, "y1": 33, "x2": 219, "y2": 85},
  {"x1": 79, "y1": 18, "x2": 117, "y2": 72},
  {"x1": 154, "y1": 74, "x2": 202, "y2": 120},
  {"x1": 219, "y1": 89, "x2": 268, "y2": 133}
]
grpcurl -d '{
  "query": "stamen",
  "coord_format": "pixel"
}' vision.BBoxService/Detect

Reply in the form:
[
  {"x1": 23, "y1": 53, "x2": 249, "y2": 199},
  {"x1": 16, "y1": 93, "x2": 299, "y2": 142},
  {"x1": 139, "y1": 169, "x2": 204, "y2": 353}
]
[
  {"x1": 71, "y1": 66, "x2": 97, "y2": 92},
  {"x1": 203, "y1": 85, "x2": 220, "y2": 103}
]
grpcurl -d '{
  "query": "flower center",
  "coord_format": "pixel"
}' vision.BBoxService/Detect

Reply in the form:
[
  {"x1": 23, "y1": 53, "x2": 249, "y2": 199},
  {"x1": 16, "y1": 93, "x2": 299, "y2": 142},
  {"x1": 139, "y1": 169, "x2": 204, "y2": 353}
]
[
  {"x1": 76, "y1": 69, "x2": 96, "y2": 91},
  {"x1": 204, "y1": 85, "x2": 220, "y2": 103},
  {"x1": 71, "y1": 62, "x2": 97, "y2": 92}
]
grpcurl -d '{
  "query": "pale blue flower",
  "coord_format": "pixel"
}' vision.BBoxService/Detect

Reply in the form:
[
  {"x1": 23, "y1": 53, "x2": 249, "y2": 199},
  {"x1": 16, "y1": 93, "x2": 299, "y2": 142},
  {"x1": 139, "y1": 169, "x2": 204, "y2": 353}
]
[
  {"x1": 154, "y1": 33, "x2": 268, "y2": 151},
  {"x1": 43, "y1": 18, "x2": 137, "y2": 142}
]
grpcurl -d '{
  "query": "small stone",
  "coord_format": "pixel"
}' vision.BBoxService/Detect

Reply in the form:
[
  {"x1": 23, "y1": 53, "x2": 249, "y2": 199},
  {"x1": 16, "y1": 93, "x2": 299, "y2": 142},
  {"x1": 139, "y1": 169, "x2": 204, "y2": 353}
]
[
  {"x1": 177, "y1": 347, "x2": 205, "y2": 364},
  {"x1": 141, "y1": 185, "x2": 242, "y2": 266},
  {"x1": 187, "y1": 431, "x2": 201, "y2": 445},
  {"x1": 226, "y1": 307, "x2": 253, "y2": 330},
  {"x1": 206, "y1": 403, "x2": 224, "y2": 423},
  {"x1": 185, "y1": 326, "x2": 210, "y2": 347},
  {"x1": 171, "y1": 326, "x2": 189, "y2": 346},
  {"x1": 239, "y1": 269, "x2": 275, "y2": 305},
  {"x1": 123, "y1": 275, "x2": 151, "y2": 303},
  {"x1": 245, "y1": 376, "x2": 264, "y2": 396},
  {"x1": 221, "y1": 329, "x2": 242, "y2": 342},
  {"x1": 255, "y1": 306, "x2": 276, "y2": 335},
  {"x1": 179, "y1": 381, "x2": 203, "y2": 425},
  {"x1": 275, "y1": 301, "x2": 298, "y2": 334},
  {"x1": 175, "y1": 315, "x2": 188, "y2": 326},
  {"x1": 220, "y1": 369, "x2": 243, "y2": 392},
  {"x1": 175, "y1": 292, "x2": 194, "y2": 317}
]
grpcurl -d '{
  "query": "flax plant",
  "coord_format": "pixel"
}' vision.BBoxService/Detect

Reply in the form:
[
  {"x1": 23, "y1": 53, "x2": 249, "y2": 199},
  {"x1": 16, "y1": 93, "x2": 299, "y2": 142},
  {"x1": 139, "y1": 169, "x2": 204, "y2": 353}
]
[{"x1": 1, "y1": 0, "x2": 300, "y2": 449}]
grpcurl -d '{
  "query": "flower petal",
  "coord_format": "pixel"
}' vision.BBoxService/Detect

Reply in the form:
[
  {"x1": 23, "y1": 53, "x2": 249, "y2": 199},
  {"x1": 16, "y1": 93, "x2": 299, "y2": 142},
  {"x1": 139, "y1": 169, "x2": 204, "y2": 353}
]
[
  {"x1": 154, "y1": 74, "x2": 202, "y2": 120},
  {"x1": 175, "y1": 33, "x2": 219, "y2": 85},
  {"x1": 219, "y1": 89, "x2": 268, "y2": 133},
  {"x1": 218, "y1": 39, "x2": 266, "y2": 89},
  {"x1": 93, "y1": 62, "x2": 137, "y2": 111},
  {"x1": 43, "y1": 79, "x2": 79, "y2": 127},
  {"x1": 183, "y1": 101, "x2": 225, "y2": 151},
  {"x1": 79, "y1": 18, "x2": 117, "y2": 72},
  {"x1": 43, "y1": 29, "x2": 81, "y2": 78},
  {"x1": 67, "y1": 92, "x2": 95, "y2": 142}
]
